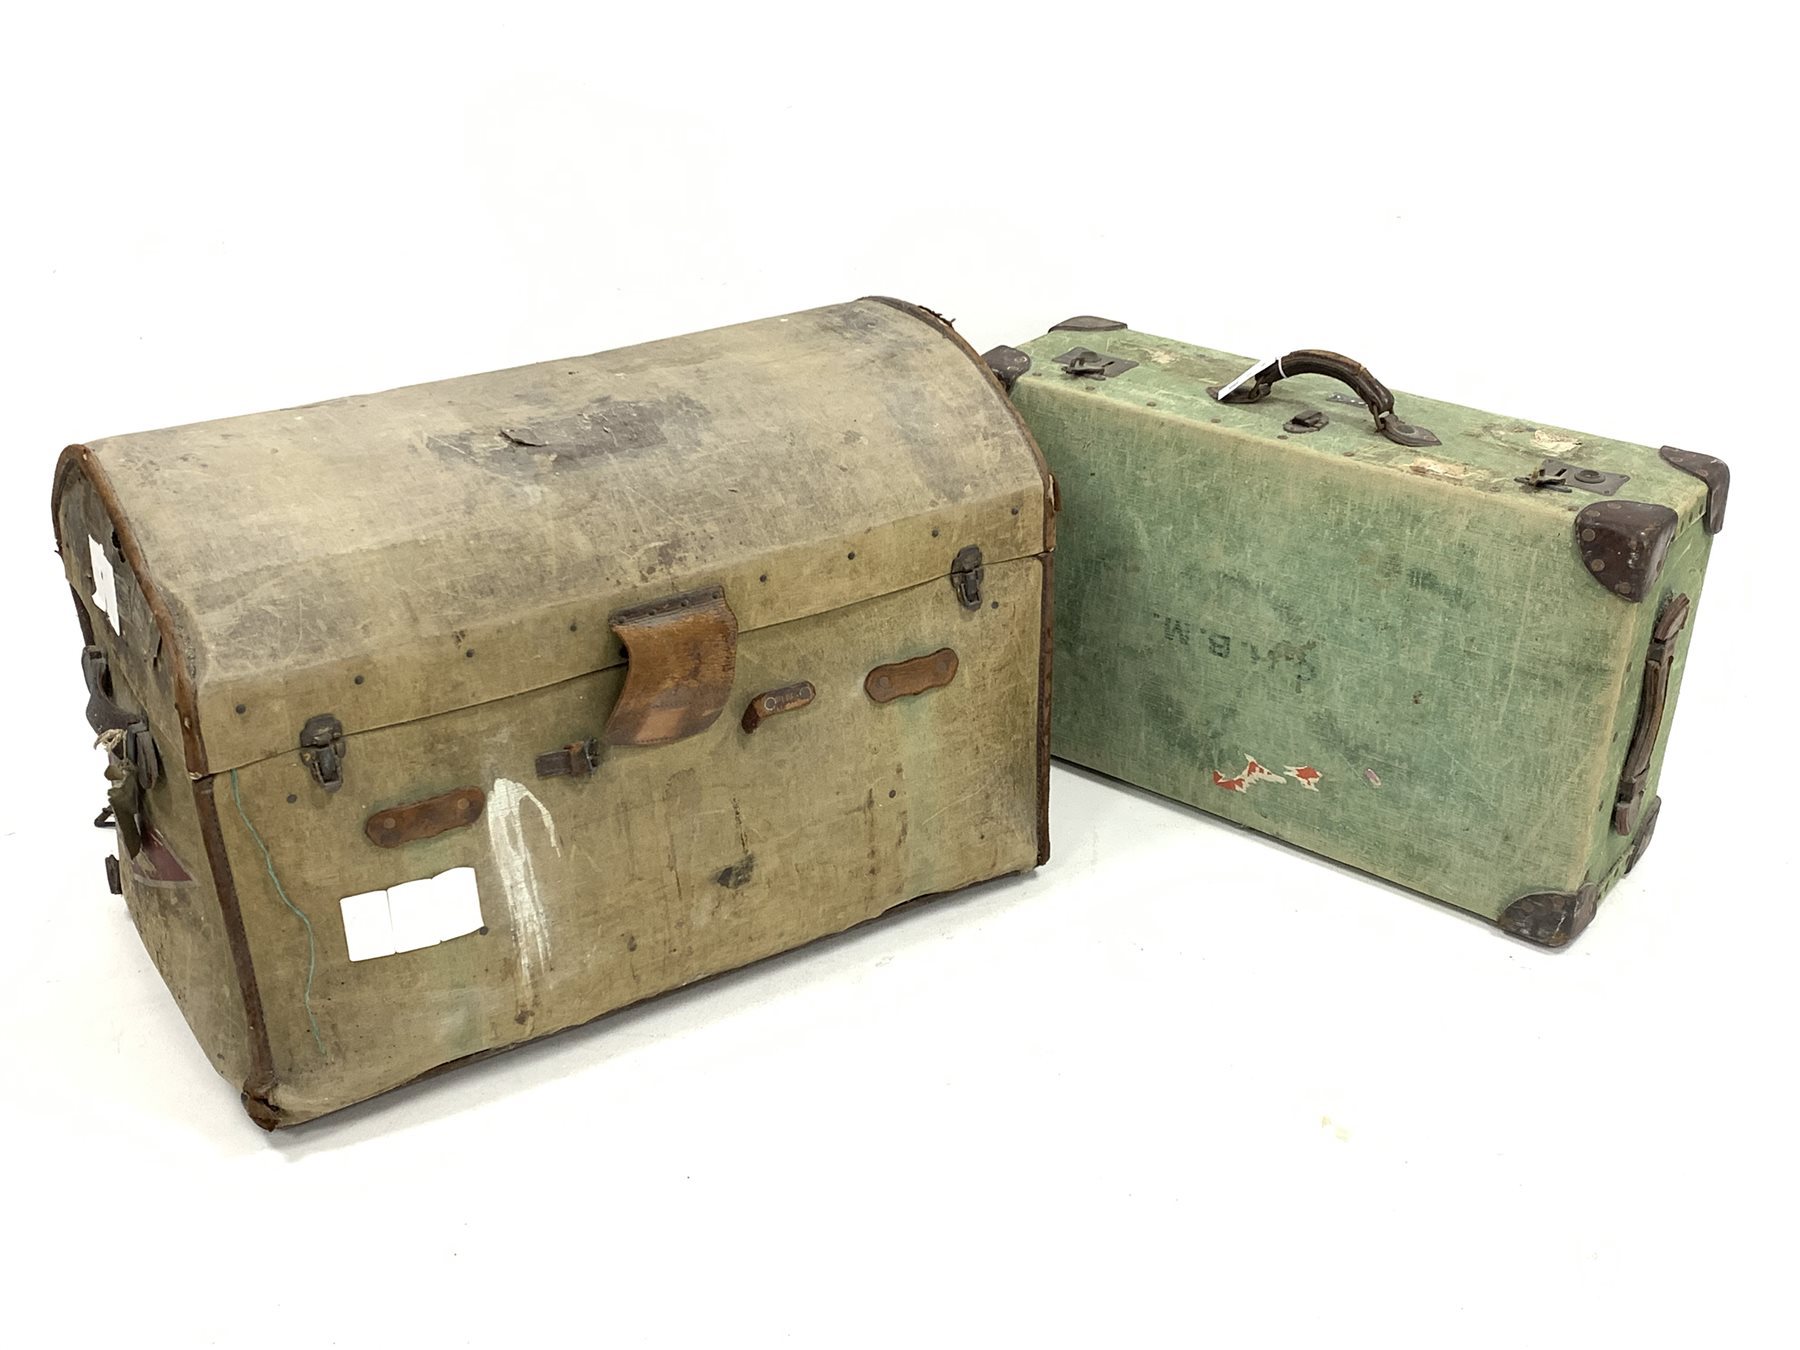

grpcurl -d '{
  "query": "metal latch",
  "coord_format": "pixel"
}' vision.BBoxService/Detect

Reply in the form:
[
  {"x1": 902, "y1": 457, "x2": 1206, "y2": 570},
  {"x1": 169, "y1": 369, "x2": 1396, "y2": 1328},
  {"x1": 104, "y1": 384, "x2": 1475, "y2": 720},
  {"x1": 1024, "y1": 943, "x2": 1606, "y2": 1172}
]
[
  {"x1": 1514, "y1": 457, "x2": 1630, "y2": 496},
  {"x1": 535, "y1": 738, "x2": 600, "y2": 779},
  {"x1": 1052, "y1": 347, "x2": 1139, "y2": 380},
  {"x1": 950, "y1": 545, "x2": 984, "y2": 610},
  {"x1": 298, "y1": 713, "x2": 347, "y2": 793}
]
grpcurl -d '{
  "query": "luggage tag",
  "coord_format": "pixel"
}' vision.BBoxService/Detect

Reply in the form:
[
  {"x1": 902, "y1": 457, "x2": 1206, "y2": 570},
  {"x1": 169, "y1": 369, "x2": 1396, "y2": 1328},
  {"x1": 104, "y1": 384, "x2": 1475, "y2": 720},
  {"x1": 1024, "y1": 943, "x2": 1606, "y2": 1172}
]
[{"x1": 1213, "y1": 355, "x2": 1280, "y2": 402}]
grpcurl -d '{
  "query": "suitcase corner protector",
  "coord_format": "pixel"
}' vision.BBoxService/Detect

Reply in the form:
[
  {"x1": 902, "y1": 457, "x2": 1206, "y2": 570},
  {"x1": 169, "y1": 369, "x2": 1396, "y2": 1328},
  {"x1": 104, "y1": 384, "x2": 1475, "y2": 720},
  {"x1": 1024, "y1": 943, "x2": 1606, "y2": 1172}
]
[
  {"x1": 1657, "y1": 445, "x2": 1730, "y2": 534},
  {"x1": 1574, "y1": 499, "x2": 1680, "y2": 602},
  {"x1": 1497, "y1": 882, "x2": 1600, "y2": 949}
]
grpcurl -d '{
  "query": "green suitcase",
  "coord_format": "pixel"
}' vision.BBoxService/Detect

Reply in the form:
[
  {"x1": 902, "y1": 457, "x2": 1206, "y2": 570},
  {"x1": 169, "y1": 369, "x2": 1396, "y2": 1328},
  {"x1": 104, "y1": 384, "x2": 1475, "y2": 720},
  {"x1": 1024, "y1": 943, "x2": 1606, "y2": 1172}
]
[
  {"x1": 988, "y1": 318, "x2": 1726, "y2": 946},
  {"x1": 55, "y1": 298, "x2": 1054, "y2": 1126}
]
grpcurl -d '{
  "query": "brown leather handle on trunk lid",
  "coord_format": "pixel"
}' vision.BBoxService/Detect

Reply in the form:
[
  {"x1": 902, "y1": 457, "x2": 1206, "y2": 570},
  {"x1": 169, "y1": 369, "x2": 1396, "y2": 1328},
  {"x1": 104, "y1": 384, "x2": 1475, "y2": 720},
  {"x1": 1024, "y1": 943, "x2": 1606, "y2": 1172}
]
[
  {"x1": 1211, "y1": 349, "x2": 1441, "y2": 448},
  {"x1": 602, "y1": 586, "x2": 738, "y2": 747}
]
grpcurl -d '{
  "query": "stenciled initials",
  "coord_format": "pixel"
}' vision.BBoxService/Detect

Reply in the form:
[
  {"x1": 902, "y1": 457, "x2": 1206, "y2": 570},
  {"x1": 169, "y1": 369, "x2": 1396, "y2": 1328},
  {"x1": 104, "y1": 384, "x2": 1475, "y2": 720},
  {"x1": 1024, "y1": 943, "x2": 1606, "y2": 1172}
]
[{"x1": 1152, "y1": 611, "x2": 1318, "y2": 686}]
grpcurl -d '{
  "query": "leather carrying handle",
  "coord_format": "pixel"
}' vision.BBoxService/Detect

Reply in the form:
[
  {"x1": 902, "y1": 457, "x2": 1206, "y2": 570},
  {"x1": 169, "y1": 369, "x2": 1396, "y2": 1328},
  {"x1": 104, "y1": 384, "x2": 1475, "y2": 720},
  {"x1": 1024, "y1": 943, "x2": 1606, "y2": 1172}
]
[
  {"x1": 1213, "y1": 349, "x2": 1441, "y2": 448},
  {"x1": 1613, "y1": 592, "x2": 1690, "y2": 834}
]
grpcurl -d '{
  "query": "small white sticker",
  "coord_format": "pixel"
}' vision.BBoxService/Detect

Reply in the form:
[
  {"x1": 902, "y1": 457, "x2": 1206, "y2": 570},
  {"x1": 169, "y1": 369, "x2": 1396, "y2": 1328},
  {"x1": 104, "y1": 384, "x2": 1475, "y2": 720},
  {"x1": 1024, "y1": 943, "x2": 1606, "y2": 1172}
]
[
  {"x1": 1214, "y1": 354, "x2": 1279, "y2": 402},
  {"x1": 340, "y1": 888, "x2": 398, "y2": 962},
  {"x1": 340, "y1": 866, "x2": 484, "y2": 962},
  {"x1": 88, "y1": 537, "x2": 120, "y2": 633}
]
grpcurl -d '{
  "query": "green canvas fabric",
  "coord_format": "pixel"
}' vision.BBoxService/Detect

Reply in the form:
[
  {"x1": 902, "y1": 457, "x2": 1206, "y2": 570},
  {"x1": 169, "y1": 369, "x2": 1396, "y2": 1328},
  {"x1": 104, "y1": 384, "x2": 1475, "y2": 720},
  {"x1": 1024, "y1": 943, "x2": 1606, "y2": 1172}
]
[{"x1": 1007, "y1": 324, "x2": 1718, "y2": 943}]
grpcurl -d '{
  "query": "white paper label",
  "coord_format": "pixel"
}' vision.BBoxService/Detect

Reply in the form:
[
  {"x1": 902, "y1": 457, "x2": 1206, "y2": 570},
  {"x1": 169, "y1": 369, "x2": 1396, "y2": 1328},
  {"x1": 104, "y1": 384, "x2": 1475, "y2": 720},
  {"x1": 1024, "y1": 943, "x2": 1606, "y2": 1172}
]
[
  {"x1": 340, "y1": 866, "x2": 484, "y2": 962},
  {"x1": 340, "y1": 888, "x2": 399, "y2": 962},
  {"x1": 88, "y1": 537, "x2": 120, "y2": 633},
  {"x1": 1213, "y1": 354, "x2": 1279, "y2": 402}
]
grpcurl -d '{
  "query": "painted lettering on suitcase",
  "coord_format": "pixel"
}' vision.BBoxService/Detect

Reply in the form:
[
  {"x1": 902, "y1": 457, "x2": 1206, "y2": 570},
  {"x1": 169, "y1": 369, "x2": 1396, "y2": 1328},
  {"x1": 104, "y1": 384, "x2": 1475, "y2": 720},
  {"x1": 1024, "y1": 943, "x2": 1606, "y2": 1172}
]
[{"x1": 1153, "y1": 611, "x2": 1318, "y2": 684}]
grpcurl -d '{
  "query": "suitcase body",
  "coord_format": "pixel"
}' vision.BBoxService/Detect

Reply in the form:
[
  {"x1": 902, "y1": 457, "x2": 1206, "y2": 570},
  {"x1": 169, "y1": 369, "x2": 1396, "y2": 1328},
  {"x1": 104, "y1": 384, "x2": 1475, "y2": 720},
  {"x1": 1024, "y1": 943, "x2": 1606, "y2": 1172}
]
[
  {"x1": 55, "y1": 298, "x2": 1054, "y2": 1126},
  {"x1": 995, "y1": 318, "x2": 1724, "y2": 946}
]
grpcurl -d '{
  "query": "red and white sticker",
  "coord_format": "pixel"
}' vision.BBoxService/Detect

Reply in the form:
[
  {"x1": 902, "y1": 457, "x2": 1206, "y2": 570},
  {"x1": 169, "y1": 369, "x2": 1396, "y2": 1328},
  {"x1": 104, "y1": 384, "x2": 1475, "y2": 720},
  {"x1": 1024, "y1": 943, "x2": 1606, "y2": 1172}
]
[{"x1": 1211, "y1": 754, "x2": 1324, "y2": 793}]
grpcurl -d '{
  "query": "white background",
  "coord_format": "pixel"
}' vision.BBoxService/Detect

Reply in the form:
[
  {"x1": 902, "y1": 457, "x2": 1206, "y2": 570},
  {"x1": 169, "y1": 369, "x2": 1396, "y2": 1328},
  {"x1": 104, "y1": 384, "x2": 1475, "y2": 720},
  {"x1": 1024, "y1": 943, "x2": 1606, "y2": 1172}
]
[{"x1": 4, "y1": 4, "x2": 1795, "y2": 1346}]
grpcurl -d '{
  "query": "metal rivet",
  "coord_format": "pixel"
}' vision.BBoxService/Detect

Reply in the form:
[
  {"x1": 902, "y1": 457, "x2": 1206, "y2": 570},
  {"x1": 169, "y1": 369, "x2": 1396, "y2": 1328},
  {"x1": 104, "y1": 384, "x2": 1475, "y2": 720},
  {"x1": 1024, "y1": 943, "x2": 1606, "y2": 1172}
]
[
  {"x1": 465, "y1": 649, "x2": 475, "y2": 658},
  {"x1": 569, "y1": 622, "x2": 579, "y2": 632},
  {"x1": 877, "y1": 676, "x2": 890, "y2": 690},
  {"x1": 353, "y1": 674, "x2": 365, "y2": 685},
  {"x1": 847, "y1": 551, "x2": 856, "y2": 560},
  {"x1": 931, "y1": 528, "x2": 940, "y2": 538},
  {"x1": 990, "y1": 600, "x2": 999, "y2": 610},
  {"x1": 286, "y1": 794, "x2": 297, "y2": 804},
  {"x1": 759, "y1": 574, "x2": 768, "y2": 583},
  {"x1": 1589, "y1": 558, "x2": 1605, "y2": 572},
  {"x1": 888, "y1": 789, "x2": 897, "y2": 799},
  {"x1": 763, "y1": 697, "x2": 776, "y2": 711},
  {"x1": 1010, "y1": 506, "x2": 1020, "y2": 515},
  {"x1": 1581, "y1": 528, "x2": 1596, "y2": 542},
  {"x1": 381, "y1": 817, "x2": 396, "y2": 830}
]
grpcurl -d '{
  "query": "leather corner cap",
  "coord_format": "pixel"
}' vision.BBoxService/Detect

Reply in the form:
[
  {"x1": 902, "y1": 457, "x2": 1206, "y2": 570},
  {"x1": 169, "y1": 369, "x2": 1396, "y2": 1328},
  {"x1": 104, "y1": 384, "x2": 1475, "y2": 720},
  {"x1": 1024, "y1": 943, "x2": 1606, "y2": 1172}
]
[
  {"x1": 603, "y1": 586, "x2": 737, "y2": 747},
  {"x1": 1575, "y1": 500, "x2": 1678, "y2": 602},
  {"x1": 1499, "y1": 884, "x2": 1599, "y2": 948},
  {"x1": 1659, "y1": 445, "x2": 1729, "y2": 534}
]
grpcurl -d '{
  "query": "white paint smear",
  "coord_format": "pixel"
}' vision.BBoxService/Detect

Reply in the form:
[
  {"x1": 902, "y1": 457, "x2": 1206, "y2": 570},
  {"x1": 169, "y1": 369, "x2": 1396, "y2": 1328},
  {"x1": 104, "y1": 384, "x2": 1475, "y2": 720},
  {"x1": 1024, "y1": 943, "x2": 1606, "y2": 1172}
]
[
  {"x1": 339, "y1": 866, "x2": 484, "y2": 962},
  {"x1": 88, "y1": 537, "x2": 119, "y2": 633},
  {"x1": 485, "y1": 778, "x2": 560, "y2": 997}
]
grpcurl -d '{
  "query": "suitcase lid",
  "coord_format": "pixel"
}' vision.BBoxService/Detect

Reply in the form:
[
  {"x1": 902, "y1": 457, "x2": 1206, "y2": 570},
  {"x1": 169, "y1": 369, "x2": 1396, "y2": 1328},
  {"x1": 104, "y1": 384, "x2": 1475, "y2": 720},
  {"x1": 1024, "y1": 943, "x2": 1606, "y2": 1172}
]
[
  {"x1": 57, "y1": 298, "x2": 1052, "y2": 776},
  {"x1": 1009, "y1": 323, "x2": 1721, "y2": 545}
]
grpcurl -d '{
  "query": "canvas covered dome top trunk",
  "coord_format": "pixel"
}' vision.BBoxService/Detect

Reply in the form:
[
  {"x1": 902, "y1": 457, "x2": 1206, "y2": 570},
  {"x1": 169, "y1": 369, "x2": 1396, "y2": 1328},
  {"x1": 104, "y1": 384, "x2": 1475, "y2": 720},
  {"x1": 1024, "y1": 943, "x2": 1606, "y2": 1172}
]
[{"x1": 54, "y1": 297, "x2": 1055, "y2": 1126}]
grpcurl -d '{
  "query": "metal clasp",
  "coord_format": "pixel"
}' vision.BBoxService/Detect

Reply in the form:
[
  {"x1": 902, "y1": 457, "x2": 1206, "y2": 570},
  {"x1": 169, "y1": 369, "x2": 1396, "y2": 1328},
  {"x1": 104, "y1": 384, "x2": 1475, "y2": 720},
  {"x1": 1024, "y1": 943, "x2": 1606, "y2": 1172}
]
[
  {"x1": 1515, "y1": 457, "x2": 1629, "y2": 496},
  {"x1": 950, "y1": 545, "x2": 984, "y2": 610},
  {"x1": 1052, "y1": 347, "x2": 1140, "y2": 380},
  {"x1": 298, "y1": 713, "x2": 347, "y2": 793}
]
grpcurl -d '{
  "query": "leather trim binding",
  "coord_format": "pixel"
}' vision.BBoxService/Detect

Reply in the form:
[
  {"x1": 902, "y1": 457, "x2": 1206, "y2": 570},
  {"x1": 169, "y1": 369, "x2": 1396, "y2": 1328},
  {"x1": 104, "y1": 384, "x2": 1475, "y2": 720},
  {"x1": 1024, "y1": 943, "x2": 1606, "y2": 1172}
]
[
  {"x1": 1658, "y1": 445, "x2": 1729, "y2": 534},
  {"x1": 1049, "y1": 315, "x2": 1128, "y2": 332},
  {"x1": 193, "y1": 775, "x2": 280, "y2": 1119},
  {"x1": 1035, "y1": 550, "x2": 1053, "y2": 865}
]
